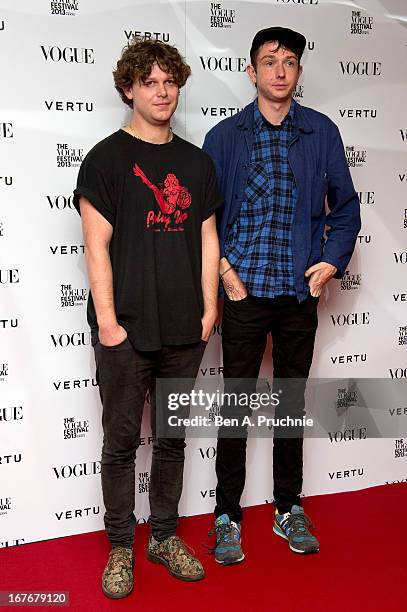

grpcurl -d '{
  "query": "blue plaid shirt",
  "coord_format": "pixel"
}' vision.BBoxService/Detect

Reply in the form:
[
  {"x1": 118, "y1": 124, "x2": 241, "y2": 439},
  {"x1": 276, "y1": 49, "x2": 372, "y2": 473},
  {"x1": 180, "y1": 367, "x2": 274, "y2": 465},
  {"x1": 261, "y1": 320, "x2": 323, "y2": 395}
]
[{"x1": 225, "y1": 99, "x2": 297, "y2": 297}]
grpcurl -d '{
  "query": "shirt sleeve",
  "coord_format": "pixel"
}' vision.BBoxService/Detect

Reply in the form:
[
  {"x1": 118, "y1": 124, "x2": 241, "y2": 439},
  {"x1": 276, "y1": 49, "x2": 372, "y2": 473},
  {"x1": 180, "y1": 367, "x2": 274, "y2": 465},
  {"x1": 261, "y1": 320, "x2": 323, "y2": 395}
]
[
  {"x1": 201, "y1": 155, "x2": 224, "y2": 222},
  {"x1": 73, "y1": 151, "x2": 115, "y2": 226}
]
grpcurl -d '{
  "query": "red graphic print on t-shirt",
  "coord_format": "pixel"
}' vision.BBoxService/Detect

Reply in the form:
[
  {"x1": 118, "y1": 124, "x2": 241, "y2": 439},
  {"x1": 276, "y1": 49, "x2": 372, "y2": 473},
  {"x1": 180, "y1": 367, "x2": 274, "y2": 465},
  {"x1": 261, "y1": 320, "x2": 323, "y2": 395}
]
[{"x1": 133, "y1": 163, "x2": 192, "y2": 231}]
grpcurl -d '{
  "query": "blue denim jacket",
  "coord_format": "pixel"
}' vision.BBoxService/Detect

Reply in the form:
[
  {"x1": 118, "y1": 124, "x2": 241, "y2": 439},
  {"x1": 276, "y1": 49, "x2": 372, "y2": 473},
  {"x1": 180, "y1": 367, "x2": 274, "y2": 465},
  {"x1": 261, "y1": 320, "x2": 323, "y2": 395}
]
[{"x1": 203, "y1": 100, "x2": 361, "y2": 302}]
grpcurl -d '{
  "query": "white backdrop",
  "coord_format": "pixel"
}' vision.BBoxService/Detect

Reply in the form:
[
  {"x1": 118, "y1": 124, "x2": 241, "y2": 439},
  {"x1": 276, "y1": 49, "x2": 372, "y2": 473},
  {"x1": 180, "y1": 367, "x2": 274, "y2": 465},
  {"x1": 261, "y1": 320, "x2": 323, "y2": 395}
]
[{"x1": 1, "y1": 0, "x2": 406, "y2": 548}]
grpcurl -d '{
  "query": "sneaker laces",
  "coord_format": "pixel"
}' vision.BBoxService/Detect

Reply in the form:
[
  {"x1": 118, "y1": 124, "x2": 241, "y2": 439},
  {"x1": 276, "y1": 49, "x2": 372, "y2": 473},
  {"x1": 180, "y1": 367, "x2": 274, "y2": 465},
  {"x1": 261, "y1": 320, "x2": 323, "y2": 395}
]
[
  {"x1": 206, "y1": 521, "x2": 240, "y2": 553},
  {"x1": 282, "y1": 511, "x2": 315, "y2": 535}
]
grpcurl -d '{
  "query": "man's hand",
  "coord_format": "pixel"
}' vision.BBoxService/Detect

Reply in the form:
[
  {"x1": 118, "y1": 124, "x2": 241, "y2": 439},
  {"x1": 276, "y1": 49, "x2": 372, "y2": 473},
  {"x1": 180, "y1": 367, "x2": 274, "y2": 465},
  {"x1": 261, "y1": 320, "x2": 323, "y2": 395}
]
[
  {"x1": 98, "y1": 323, "x2": 128, "y2": 347},
  {"x1": 221, "y1": 267, "x2": 248, "y2": 301},
  {"x1": 304, "y1": 262, "x2": 337, "y2": 297},
  {"x1": 201, "y1": 309, "x2": 218, "y2": 342}
]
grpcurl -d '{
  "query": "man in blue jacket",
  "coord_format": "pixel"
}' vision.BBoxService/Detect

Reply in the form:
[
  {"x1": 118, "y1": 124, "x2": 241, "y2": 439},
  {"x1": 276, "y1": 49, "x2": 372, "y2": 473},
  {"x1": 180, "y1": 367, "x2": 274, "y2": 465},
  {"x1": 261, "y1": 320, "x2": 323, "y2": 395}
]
[{"x1": 203, "y1": 27, "x2": 360, "y2": 562}]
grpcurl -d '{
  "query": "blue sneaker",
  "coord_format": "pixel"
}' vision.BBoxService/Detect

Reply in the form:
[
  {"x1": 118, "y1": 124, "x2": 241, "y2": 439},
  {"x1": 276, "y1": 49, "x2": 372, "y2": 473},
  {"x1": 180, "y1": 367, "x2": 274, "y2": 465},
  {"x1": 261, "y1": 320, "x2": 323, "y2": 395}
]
[
  {"x1": 209, "y1": 514, "x2": 245, "y2": 565},
  {"x1": 273, "y1": 505, "x2": 319, "y2": 554}
]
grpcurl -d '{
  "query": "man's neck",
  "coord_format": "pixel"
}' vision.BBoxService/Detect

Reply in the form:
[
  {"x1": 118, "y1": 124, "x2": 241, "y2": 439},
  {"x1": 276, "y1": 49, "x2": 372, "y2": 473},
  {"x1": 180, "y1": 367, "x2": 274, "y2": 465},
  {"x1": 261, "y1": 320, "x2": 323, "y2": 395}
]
[
  {"x1": 126, "y1": 115, "x2": 172, "y2": 144},
  {"x1": 257, "y1": 96, "x2": 292, "y2": 126}
]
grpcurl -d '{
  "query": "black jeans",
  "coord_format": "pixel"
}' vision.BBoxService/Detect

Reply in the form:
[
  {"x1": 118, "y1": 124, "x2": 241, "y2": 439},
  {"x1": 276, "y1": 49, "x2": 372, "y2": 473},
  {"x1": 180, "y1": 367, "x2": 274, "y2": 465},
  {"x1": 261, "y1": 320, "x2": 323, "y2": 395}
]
[
  {"x1": 95, "y1": 338, "x2": 206, "y2": 547},
  {"x1": 215, "y1": 294, "x2": 318, "y2": 521}
]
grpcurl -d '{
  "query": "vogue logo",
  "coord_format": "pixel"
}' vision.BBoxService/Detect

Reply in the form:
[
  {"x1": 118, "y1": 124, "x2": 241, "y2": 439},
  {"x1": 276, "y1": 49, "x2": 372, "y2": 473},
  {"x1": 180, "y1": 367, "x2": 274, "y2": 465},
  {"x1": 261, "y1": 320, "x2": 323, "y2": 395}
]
[
  {"x1": 389, "y1": 368, "x2": 407, "y2": 379},
  {"x1": 198, "y1": 446, "x2": 216, "y2": 459},
  {"x1": 50, "y1": 332, "x2": 91, "y2": 348},
  {"x1": 394, "y1": 251, "x2": 407, "y2": 264},
  {"x1": 57, "y1": 143, "x2": 83, "y2": 168},
  {"x1": 0, "y1": 21, "x2": 4, "y2": 31},
  {"x1": 0, "y1": 269, "x2": 19, "y2": 284},
  {"x1": 60, "y1": 284, "x2": 87, "y2": 307},
  {"x1": 0, "y1": 123, "x2": 13, "y2": 138},
  {"x1": 340, "y1": 271, "x2": 361, "y2": 291},
  {"x1": 330, "y1": 312, "x2": 370, "y2": 327},
  {"x1": 45, "y1": 100, "x2": 93, "y2": 112},
  {"x1": 200, "y1": 56, "x2": 246, "y2": 72},
  {"x1": 55, "y1": 506, "x2": 100, "y2": 521},
  {"x1": 63, "y1": 416, "x2": 89, "y2": 439},
  {"x1": 40, "y1": 46, "x2": 94, "y2": 63},
  {"x1": 0, "y1": 176, "x2": 13, "y2": 186},
  {"x1": 124, "y1": 30, "x2": 170, "y2": 43},
  {"x1": 0, "y1": 406, "x2": 23, "y2": 422},
  {"x1": 346, "y1": 145, "x2": 366, "y2": 168},
  {"x1": 339, "y1": 61, "x2": 381, "y2": 76},
  {"x1": 350, "y1": 10, "x2": 373, "y2": 35},
  {"x1": 400, "y1": 130, "x2": 407, "y2": 143},
  {"x1": 358, "y1": 191, "x2": 375, "y2": 205},
  {"x1": 46, "y1": 195, "x2": 75, "y2": 211},
  {"x1": 210, "y1": 2, "x2": 236, "y2": 29},
  {"x1": 399, "y1": 173, "x2": 407, "y2": 183},
  {"x1": 53, "y1": 461, "x2": 101, "y2": 478},
  {"x1": 328, "y1": 427, "x2": 367, "y2": 442},
  {"x1": 339, "y1": 109, "x2": 376, "y2": 119}
]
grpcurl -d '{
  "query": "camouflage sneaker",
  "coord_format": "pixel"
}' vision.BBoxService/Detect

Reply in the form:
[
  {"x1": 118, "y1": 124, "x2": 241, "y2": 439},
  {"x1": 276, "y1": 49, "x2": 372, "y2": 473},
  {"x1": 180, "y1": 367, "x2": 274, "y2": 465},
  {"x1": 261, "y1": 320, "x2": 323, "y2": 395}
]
[
  {"x1": 147, "y1": 535, "x2": 205, "y2": 581},
  {"x1": 102, "y1": 546, "x2": 134, "y2": 599}
]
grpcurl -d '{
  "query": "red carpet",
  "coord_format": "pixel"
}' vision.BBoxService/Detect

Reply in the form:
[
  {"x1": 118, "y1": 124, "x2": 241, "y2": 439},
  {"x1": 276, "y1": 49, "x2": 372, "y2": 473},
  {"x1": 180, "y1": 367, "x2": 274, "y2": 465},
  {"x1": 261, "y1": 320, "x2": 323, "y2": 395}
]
[{"x1": 1, "y1": 484, "x2": 405, "y2": 611}]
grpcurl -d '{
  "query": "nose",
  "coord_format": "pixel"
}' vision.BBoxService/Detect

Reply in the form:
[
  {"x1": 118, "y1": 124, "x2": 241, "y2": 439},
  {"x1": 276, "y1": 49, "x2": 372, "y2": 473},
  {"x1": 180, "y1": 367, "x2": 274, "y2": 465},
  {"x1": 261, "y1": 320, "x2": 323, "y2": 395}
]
[
  {"x1": 275, "y1": 62, "x2": 286, "y2": 79},
  {"x1": 157, "y1": 82, "x2": 168, "y2": 97}
]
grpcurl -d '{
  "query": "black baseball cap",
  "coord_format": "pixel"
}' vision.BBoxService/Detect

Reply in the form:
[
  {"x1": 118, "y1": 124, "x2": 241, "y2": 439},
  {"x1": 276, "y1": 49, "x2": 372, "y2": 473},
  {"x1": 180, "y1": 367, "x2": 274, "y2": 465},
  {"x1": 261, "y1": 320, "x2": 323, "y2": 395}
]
[{"x1": 250, "y1": 27, "x2": 306, "y2": 64}]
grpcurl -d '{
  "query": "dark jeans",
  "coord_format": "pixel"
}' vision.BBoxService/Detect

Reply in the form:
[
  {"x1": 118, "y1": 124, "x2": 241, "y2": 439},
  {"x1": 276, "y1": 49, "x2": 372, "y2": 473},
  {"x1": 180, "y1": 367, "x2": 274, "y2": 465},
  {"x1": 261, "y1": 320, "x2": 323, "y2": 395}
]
[
  {"x1": 215, "y1": 294, "x2": 318, "y2": 521},
  {"x1": 94, "y1": 338, "x2": 206, "y2": 547}
]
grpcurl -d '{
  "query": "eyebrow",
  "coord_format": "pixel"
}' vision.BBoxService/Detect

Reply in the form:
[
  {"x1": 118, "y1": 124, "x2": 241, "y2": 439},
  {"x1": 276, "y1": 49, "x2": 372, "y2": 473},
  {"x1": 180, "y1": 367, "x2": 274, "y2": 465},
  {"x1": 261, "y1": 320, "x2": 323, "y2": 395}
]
[{"x1": 259, "y1": 53, "x2": 298, "y2": 62}]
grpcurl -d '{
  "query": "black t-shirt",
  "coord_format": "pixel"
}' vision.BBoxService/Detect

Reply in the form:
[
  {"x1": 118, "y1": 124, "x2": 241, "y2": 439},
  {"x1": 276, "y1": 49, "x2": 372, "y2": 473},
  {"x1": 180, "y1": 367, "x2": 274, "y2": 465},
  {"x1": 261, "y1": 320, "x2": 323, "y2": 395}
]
[{"x1": 73, "y1": 130, "x2": 222, "y2": 351}]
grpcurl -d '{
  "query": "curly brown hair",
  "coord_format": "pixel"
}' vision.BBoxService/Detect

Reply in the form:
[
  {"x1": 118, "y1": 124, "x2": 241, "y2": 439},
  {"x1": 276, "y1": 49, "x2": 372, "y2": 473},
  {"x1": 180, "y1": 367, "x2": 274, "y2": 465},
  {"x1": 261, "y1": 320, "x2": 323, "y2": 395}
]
[{"x1": 113, "y1": 39, "x2": 191, "y2": 108}]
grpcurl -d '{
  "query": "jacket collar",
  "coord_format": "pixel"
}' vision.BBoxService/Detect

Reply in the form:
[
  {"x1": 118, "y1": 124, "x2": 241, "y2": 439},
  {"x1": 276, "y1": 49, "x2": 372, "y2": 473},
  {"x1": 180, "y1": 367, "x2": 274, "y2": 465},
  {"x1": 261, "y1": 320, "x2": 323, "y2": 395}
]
[{"x1": 237, "y1": 98, "x2": 313, "y2": 134}]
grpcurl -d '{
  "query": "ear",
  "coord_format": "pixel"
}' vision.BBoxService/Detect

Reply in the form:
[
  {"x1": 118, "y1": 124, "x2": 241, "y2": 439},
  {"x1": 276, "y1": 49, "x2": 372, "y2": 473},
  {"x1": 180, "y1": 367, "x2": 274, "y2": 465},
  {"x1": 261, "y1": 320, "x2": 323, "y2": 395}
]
[
  {"x1": 122, "y1": 84, "x2": 134, "y2": 101},
  {"x1": 246, "y1": 64, "x2": 257, "y2": 86}
]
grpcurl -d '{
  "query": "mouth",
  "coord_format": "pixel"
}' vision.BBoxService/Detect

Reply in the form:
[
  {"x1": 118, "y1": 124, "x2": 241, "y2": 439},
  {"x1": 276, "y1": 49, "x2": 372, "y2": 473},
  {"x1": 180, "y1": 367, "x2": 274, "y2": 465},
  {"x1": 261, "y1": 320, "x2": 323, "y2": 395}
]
[{"x1": 272, "y1": 84, "x2": 288, "y2": 89}]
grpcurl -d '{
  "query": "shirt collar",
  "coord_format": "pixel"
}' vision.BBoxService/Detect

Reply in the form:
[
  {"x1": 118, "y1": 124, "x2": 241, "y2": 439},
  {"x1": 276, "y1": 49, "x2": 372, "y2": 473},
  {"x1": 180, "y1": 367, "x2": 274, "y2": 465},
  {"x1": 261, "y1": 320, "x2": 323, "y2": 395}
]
[{"x1": 253, "y1": 97, "x2": 296, "y2": 134}]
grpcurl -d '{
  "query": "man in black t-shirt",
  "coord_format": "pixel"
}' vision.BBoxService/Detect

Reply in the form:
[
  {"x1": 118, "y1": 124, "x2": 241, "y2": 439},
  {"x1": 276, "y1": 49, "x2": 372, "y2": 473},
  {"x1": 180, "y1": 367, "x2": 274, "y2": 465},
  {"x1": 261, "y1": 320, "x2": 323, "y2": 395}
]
[{"x1": 73, "y1": 39, "x2": 221, "y2": 599}]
